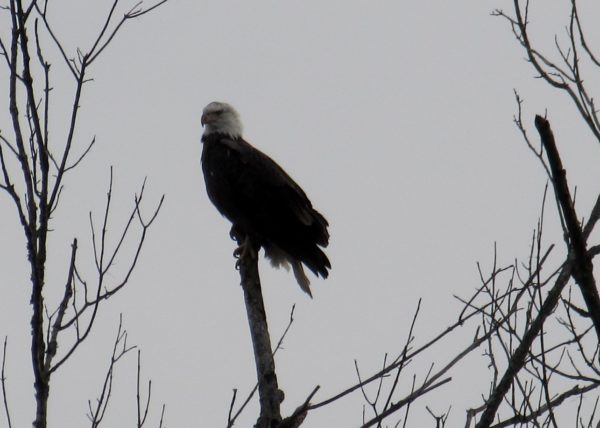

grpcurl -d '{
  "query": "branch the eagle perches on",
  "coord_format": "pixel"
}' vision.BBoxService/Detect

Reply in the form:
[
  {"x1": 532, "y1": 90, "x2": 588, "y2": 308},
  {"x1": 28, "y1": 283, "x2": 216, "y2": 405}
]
[
  {"x1": 232, "y1": 231, "x2": 314, "y2": 428},
  {"x1": 234, "y1": 232, "x2": 283, "y2": 428}
]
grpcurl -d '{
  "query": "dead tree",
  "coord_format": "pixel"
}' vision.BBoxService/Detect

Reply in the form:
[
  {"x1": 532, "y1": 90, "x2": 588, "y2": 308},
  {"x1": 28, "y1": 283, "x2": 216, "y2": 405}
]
[
  {"x1": 0, "y1": 1, "x2": 168, "y2": 427},
  {"x1": 224, "y1": 1, "x2": 600, "y2": 427},
  {"x1": 470, "y1": 1, "x2": 600, "y2": 426}
]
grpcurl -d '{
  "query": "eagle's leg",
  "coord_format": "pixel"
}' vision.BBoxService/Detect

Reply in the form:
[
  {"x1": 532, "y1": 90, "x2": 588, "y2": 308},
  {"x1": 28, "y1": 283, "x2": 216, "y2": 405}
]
[
  {"x1": 234, "y1": 235, "x2": 256, "y2": 259},
  {"x1": 232, "y1": 226, "x2": 259, "y2": 268},
  {"x1": 234, "y1": 237, "x2": 259, "y2": 269}
]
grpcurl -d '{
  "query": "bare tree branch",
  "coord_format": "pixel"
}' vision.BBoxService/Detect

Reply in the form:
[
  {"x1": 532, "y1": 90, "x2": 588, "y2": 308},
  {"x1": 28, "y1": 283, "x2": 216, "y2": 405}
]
[
  {"x1": 136, "y1": 350, "x2": 152, "y2": 428},
  {"x1": 1, "y1": 338, "x2": 12, "y2": 428},
  {"x1": 87, "y1": 315, "x2": 136, "y2": 427},
  {"x1": 227, "y1": 304, "x2": 297, "y2": 427},
  {"x1": 49, "y1": 174, "x2": 164, "y2": 374},
  {"x1": 534, "y1": 115, "x2": 600, "y2": 341},
  {"x1": 490, "y1": 383, "x2": 600, "y2": 428}
]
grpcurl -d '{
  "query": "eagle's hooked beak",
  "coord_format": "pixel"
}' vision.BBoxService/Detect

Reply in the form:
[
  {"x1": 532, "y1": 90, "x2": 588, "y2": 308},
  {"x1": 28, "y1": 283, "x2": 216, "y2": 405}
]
[{"x1": 201, "y1": 113, "x2": 208, "y2": 127}]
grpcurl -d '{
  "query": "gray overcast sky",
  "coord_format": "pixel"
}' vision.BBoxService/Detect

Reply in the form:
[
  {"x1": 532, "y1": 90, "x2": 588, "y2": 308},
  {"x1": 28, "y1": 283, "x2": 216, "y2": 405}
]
[{"x1": 1, "y1": 0, "x2": 600, "y2": 426}]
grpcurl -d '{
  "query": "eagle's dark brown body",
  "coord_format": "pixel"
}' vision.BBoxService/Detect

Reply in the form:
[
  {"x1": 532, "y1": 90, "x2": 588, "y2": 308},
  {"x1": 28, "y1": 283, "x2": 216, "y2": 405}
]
[{"x1": 201, "y1": 130, "x2": 330, "y2": 295}]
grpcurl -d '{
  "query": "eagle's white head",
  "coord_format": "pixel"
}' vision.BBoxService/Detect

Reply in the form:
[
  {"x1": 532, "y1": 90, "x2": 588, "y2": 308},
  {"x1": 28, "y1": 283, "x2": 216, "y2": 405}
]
[{"x1": 201, "y1": 101, "x2": 243, "y2": 138}]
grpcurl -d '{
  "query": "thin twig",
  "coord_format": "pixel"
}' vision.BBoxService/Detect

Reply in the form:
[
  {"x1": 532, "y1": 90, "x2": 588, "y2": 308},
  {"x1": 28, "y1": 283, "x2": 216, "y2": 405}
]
[
  {"x1": 1, "y1": 338, "x2": 12, "y2": 428},
  {"x1": 136, "y1": 350, "x2": 152, "y2": 428}
]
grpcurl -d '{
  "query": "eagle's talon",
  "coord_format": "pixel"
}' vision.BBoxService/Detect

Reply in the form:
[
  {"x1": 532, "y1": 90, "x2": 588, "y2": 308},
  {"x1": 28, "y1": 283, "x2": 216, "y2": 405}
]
[
  {"x1": 234, "y1": 241, "x2": 252, "y2": 270},
  {"x1": 233, "y1": 246, "x2": 242, "y2": 259},
  {"x1": 233, "y1": 235, "x2": 257, "y2": 262},
  {"x1": 229, "y1": 225, "x2": 242, "y2": 242}
]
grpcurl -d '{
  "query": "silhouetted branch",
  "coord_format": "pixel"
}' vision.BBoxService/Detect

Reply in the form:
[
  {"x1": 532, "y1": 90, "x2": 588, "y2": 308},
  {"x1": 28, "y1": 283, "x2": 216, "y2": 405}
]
[
  {"x1": 427, "y1": 406, "x2": 451, "y2": 428},
  {"x1": 310, "y1": 281, "x2": 506, "y2": 413},
  {"x1": 493, "y1": 0, "x2": 600, "y2": 143},
  {"x1": 279, "y1": 386, "x2": 320, "y2": 428},
  {"x1": 513, "y1": 91, "x2": 551, "y2": 178},
  {"x1": 1, "y1": 337, "x2": 12, "y2": 428},
  {"x1": 87, "y1": 0, "x2": 170, "y2": 65},
  {"x1": 475, "y1": 252, "x2": 574, "y2": 428},
  {"x1": 136, "y1": 350, "x2": 152, "y2": 428},
  {"x1": 44, "y1": 239, "x2": 77, "y2": 371},
  {"x1": 308, "y1": 260, "x2": 529, "y2": 427},
  {"x1": 227, "y1": 304, "x2": 297, "y2": 427},
  {"x1": 360, "y1": 378, "x2": 452, "y2": 428},
  {"x1": 158, "y1": 404, "x2": 166, "y2": 428},
  {"x1": 490, "y1": 383, "x2": 600, "y2": 428},
  {"x1": 49, "y1": 172, "x2": 163, "y2": 375},
  {"x1": 87, "y1": 315, "x2": 136, "y2": 427},
  {"x1": 227, "y1": 389, "x2": 237, "y2": 427},
  {"x1": 236, "y1": 236, "x2": 282, "y2": 428},
  {"x1": 534, "y1": 115, "x2": 600, "y2": 341},
  {"x1": 583, "y1": 195, "x2": 600, "y2": 241}
]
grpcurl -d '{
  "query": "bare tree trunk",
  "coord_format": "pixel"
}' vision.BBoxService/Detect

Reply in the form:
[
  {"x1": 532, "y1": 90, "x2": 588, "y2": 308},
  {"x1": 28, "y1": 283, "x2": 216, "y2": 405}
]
[
  {"x1": 237, "y1": 237, "x2": 283, "y2": 428},
  {"x1": 31, "y1": 274, "x2": 48, "y2": 428}
]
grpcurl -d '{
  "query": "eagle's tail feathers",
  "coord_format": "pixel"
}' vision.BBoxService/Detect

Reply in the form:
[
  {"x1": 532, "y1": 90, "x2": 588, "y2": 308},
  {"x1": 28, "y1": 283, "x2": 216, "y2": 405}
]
[
  {"x1": 303, "y1": 247, "x2": 331, "y2": 279},
  {"x1": 292, "y1": 261, "x2": 312, "y2": 297}
]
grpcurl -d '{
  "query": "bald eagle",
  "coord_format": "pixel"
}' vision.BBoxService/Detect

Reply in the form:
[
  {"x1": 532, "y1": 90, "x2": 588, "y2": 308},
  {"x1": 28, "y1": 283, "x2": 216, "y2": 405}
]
[{"x1": 200, "y1": 102, "x2": 331, "y2": 296}]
